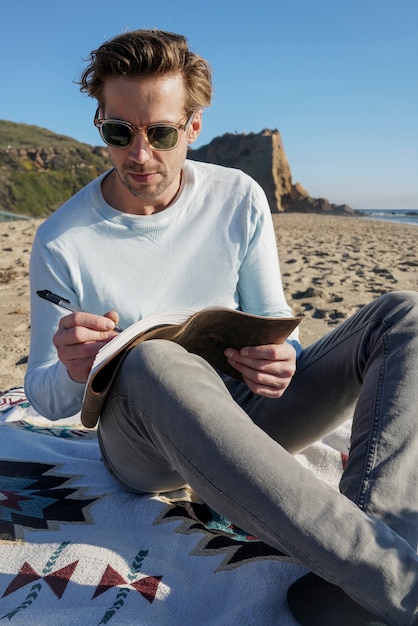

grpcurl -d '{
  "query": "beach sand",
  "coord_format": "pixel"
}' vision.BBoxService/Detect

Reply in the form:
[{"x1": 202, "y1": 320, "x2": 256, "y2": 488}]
[{"x1": 1, "y1": 213, "x2": 417, "y2": 393}]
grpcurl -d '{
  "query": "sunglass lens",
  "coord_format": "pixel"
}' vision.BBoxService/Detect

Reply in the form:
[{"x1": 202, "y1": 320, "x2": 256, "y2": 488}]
[
  {"x1": 101, "y1": 123, "x2": 132, "y2": 147},
  {"x1": 147, "y1": 126, "x2": 179, "y2": 150}
]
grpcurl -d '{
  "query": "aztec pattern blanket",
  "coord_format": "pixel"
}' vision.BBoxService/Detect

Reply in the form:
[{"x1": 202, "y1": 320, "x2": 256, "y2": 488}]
[{"x1": 0, "y1": 387, "x2": 351, "y2": 625}]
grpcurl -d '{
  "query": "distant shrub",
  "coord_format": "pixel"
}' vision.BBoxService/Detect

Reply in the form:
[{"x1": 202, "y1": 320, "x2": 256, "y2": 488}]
[
  {"x1": 1, "y1": 168, "x2": 105, "y2": 217},
  {"x1": 0, "y1": 119, "x2": 110, "y2": 217}
]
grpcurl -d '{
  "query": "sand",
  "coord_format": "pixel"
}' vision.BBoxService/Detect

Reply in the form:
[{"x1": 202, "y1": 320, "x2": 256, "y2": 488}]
[{"x1": 1, "y1": 213, "x2": 417, "y2": 393}]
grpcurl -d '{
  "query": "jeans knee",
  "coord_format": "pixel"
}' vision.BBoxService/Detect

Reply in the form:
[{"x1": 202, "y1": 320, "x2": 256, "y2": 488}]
[
  {"x1": 123, "y1": 339, "x2": 181, "y2": 373},
  {"x1": 374, "y1": 291, "x2": 418, "y2": 323}
]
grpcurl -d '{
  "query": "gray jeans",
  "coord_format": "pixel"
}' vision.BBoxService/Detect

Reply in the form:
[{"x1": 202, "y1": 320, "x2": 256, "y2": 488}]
[{"x1": 98, "y1": 291, "x2": 418, "y2": 625}]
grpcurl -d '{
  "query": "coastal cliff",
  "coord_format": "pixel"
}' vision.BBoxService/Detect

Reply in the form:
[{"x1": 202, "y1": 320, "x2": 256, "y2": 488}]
[{"x1": 189, "y1": 129, "x2": 356, "y2": 215}]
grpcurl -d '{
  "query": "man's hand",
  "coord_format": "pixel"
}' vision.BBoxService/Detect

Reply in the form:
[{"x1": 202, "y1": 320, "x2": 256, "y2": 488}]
[
  {"x1": 224, "y1": 342, "x2": 297, "y2": 398},
  {"x1": 53, "y1": 310, "x2": 120, "y2": 383}
]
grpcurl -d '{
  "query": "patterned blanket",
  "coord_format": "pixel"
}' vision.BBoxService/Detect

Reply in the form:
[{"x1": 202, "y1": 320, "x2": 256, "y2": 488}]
[{"x1": 0, "y1": 387, "x2": 351, "y2": 625}]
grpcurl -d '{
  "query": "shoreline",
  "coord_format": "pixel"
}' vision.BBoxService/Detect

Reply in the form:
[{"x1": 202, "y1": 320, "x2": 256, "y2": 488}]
[{"x1": 1, "y1": 213, "x2": 417, "y2": 393}]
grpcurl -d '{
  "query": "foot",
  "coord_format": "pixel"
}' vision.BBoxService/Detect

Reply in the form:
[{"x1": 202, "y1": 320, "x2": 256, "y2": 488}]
[{"x1": 287, "y1": 573, "x2": 389, "y2": 625}]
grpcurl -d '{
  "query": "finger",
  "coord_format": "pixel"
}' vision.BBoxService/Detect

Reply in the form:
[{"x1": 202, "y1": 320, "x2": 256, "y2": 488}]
[
  {"x1": 238, "y1": 362, "x2": 284, "y2": 387},
  {"x1": 242, "y1": 367, "x2": 291, "y2": 397},
  {"x1": 59, "y1": 339, "x2": 111, "y2": 362},
  {"x1": 246, "y1": 381, "x2": 287, "y2": 399},
  {"x1": 59, "y1": 311, "x2": 118, "y2": 332},
  {"x1": 225, "y1": 348, "x2": 267, "y2": 370},
  {"x1": 104, "y1": 310, "x2": 120, "y2": 327},
  {"x1": 240, "y1": 343, "x2": 288, "y2": 359},
  {"x1": 56, "y1": 312, "x2": 119, "y2": 345}
]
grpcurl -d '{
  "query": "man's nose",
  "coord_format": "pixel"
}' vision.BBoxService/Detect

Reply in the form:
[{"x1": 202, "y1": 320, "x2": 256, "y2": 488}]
[{"x1": 128, "y1": 132, "x2": 152, "y2": 163}]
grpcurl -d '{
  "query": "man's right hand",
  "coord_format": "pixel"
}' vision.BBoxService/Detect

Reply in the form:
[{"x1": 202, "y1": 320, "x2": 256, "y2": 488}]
[{"x1": 53, "y1": 310, "x2": 120, "y2": 383}]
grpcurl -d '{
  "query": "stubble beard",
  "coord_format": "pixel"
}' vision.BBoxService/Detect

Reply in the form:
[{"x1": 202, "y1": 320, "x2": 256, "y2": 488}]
[{"x1": 115, "y1": 164, "x2": 170, "y2": 200}]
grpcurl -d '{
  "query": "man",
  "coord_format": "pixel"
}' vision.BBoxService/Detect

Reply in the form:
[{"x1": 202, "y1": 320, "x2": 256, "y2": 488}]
[{"x1": 25, "y1": 29, "x2": 418, "y2": 625}]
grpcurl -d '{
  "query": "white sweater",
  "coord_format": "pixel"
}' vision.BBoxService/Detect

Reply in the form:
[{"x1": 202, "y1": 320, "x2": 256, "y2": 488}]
[{"x1": 25, "y1": 160, "x2": 298, "y2": 419}]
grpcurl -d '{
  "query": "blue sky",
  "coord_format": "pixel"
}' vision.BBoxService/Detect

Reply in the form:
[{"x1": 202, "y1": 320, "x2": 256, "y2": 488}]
[{"x1": 1, "y1": 0, "x2": 417, "y2": 209}]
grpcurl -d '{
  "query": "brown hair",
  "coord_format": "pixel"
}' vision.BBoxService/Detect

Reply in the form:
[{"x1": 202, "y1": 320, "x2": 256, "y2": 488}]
[{"x1": 79, "y1": 29, "x2": 212, "y2": 114}]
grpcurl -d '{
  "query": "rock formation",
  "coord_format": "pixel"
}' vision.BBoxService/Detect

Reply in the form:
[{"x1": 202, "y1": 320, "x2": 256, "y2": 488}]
[{"x1": 188, "y1": 129, "x2": 356, "y2": 215}]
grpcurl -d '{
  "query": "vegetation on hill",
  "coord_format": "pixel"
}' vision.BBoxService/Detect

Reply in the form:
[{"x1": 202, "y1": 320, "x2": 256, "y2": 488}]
[{"x1": 0, "y1": 120, "x2": 110, "y2": 217}]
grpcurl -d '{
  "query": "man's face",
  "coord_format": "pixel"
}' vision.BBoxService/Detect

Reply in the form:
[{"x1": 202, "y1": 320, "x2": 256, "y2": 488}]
[{"x1": 101, "y1": 73, "x2": 201, "y2": 214}]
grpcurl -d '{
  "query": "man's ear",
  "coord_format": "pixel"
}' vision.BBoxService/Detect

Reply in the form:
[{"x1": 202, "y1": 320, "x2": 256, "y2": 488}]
[{"x1": 187, "y1": 110, "x2": 202, "y2": 145}]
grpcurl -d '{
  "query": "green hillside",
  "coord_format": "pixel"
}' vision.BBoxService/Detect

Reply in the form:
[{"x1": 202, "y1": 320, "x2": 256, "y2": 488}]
[{"x1": 0, "y1": 120, "x2": 110, "y2": 218}]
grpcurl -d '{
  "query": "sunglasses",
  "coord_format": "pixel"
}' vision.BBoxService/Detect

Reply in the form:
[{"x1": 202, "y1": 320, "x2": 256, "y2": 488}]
[{"x1": 94, "y1": 108, "x2": 194, "y2": 150}]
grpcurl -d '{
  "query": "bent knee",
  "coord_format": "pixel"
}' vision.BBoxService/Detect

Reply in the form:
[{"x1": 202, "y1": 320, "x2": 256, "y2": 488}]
[
  {"x1": 122, "y1": 339, "x2": 186, "y2": 374},
  {"x1": 378, "y1": 290, "x2": 418, "y2": 312}
]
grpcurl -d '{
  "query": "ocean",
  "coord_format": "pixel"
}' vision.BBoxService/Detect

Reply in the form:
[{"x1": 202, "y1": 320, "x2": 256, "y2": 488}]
[
  {"x1": 0, "y1": 210, "x2": 30, "y2": 222},
  {"x1": 357, "y1": 209, "x2": 418, "y2": 227},
  {"x1": 1, "y1": 208, "x2": 418, "y2": 226}
]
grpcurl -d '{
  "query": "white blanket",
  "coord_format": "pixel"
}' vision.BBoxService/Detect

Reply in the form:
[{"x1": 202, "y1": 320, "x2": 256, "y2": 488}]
[{"x1": 0, "y1": 387, "x2": 351, "y2": 625}]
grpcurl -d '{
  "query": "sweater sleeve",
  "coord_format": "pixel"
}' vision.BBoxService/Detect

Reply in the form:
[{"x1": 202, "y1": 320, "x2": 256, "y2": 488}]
[
  {"x1": 237, "y1": 180, "x2": 301, "y2": 346},
  {"x1": 24, "y1": 231, "x2": 86, "y2": 420}
]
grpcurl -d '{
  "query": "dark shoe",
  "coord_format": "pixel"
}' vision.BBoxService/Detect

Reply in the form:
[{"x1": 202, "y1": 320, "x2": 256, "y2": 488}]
[{"x1": 287, "y1": 572, "x2": 389, "y2": 625}]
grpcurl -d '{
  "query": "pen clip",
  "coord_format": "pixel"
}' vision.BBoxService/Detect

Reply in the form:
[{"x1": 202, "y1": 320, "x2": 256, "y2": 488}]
[{"x1": 37, "y1": 290, "x2": 61, "y2": 305}]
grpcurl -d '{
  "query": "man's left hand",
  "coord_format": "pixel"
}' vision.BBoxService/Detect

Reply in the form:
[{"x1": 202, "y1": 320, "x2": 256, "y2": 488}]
[{"x1": 224, "y1": 342, "x2": 297, "y2": 398}]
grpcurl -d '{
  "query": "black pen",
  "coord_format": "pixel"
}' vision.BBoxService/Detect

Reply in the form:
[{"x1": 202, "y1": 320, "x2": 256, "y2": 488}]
[{"x1": 36, "y1": 290, "x2": 124, "y2": 332}]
